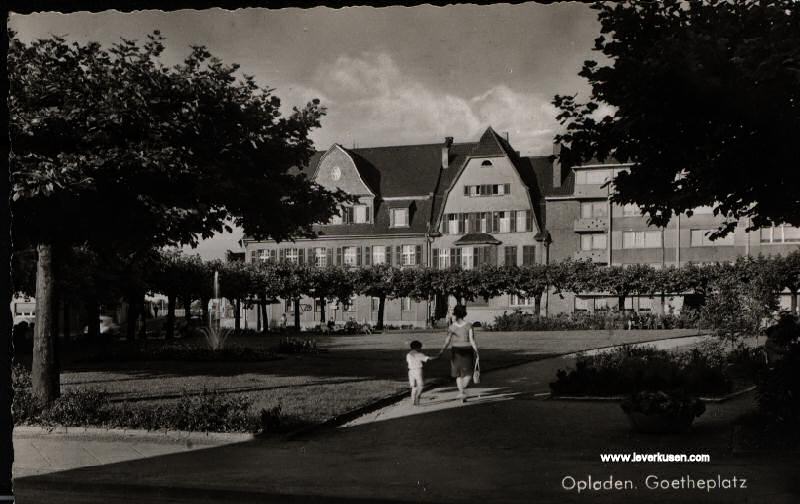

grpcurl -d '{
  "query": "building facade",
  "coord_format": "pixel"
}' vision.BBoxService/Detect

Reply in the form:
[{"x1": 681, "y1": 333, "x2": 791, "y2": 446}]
[{"x1": 242, "y1": 127, "x2": 800, "y2": 328}]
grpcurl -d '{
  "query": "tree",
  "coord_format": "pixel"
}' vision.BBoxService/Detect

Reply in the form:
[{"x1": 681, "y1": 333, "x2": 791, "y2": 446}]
[
  {"x1": 10, "y1": 33, "x2": 348, "y2": 404},
  {"x1": 215, "y1": 259, "x2": 253, "y2": 331},
  {"x1": 354, "y1": 264, "x2": 397, "y2": 330},
  {"x1": 776, "y1": 251, "x2": 800, "y2": 315},
  {"x1": 595, "y1": 264, "x2": 658, "y2": 311},
  {"x1": 510, "y1": 264, "x2": 550, "y2": 316},
  {"x1": 554, "y1": 0, "x2": 800, "y2": 238}
]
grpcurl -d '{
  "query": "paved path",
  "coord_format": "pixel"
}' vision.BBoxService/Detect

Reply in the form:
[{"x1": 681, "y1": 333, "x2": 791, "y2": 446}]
[{"x1": 13, "y1": 349, "x2": 799, "y2": 503}]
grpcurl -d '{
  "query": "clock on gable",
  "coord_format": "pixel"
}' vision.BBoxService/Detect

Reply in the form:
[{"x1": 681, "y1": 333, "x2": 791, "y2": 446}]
[{"x1": 330, "y1": 166, "x2": 342, "y2": 181}]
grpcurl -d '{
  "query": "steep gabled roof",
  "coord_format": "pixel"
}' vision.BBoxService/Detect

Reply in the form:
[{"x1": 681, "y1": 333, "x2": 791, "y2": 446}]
[{"x1": 470, "y1": 126, "x2": 510, "y2": 158}]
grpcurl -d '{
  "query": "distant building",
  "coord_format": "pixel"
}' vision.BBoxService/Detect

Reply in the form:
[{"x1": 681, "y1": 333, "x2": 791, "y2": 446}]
[{"x1": 243, "y1": 127, "x2": 800, "y2": 328}]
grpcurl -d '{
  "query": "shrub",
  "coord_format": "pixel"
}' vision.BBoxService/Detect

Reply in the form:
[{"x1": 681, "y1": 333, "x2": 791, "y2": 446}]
[
  {"x1": 550, "y1": 345, "x2": 731, "y2": 397},
  {"x1": 621, "y1": 390, "x2": 706, "y2": 418},
  {"x1": 277, "y1": 336, "x2": 319, "y2": 354},
  {"x1": 492, "y1": 310, "x2": 701, "y2": 332},
  {"x1": 12, "y1": 364, "x2": 39, "y2": 423},
  {"x1": 87, "y1": 344, "x2": 277, "y2": 362},
  {"x1": 756, "y1": 317, "x2": 800, "y2": 423}
]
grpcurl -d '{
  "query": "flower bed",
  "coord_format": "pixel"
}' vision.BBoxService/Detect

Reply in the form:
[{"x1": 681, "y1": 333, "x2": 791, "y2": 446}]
[{"x1": 550, "y1": 342, "x2": 736, "y2": 397}]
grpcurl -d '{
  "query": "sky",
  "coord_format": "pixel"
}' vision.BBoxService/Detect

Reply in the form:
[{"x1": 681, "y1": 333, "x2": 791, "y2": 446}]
[{"x1": 10, "y1": 3, "x2": 603, "y2": 258}]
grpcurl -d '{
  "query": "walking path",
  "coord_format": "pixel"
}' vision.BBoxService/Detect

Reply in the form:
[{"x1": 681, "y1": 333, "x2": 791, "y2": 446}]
[{"x1": 14, "y1": 342, "x2": 798, "y2": 503}]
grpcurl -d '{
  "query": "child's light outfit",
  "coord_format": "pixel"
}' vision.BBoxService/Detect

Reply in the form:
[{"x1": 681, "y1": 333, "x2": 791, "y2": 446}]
[{"x1": 406, "y1": 349, "x2": 432, "y2": 388}]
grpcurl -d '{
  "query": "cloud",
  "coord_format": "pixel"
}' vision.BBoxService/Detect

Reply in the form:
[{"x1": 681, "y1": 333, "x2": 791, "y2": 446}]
[{"x1": 280, "y1": 52, "x2": 561, "y2": 155}]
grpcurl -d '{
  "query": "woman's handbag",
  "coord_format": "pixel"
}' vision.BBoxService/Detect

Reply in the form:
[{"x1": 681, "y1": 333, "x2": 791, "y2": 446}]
[{"x1": 473, "y1": 358, "x2": 480, "y2": 384}]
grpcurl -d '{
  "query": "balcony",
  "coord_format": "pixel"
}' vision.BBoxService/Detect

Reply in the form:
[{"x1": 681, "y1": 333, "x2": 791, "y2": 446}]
[
  {"x1": 573, "y1": 217, "x2": 609, "y2": 233},
  {"x1": 574, "y1": 249, "x2": 608, "y2": 264}
]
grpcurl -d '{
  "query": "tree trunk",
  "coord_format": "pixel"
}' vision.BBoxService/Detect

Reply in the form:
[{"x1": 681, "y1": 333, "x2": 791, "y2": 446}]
[
  {"x1": 294, "y1": 297, "x2": 301, "y2": 330},
  {"x1": 2, "y1": 231, "x2": 12, "y2": 496},
  {"x1": 32, "y1": 243, "x2": 60, "y2": 405},
  {"x1": 62, "y1": 301, "x2": 71, "y2": 344},
  {"x1": 618, "y1": 295, "x2": 625, "y2": 311},
  {"x1": 138, "y1": 294, "x2": 147, "y2": 339},
  {"x1": 126, "y1": 299, "x2": 137, "y2": 341},
  {"x1": 166, "y1": 294, "x2": 176, "y2": 339},
  {"x1": 792, "y1": 290, "x2": 798, "y2": 315},
  {"x1": 377, "y1": 295, "x2": 386, "y2": 330},
  {"x1": 234, "y1": 299, "x2": 241, "y2": 331},
  {"x1": 183, "y1": 295, "x2": 192, "y2": 321},
  {"x1": 319, "y1": 297, "x2": 326, "y2": 323},
  {"x1": 256, "y1": 298, "x2": 262, "y2": 331},
  {"x1": 534, "y1": 294, "x2": 542, "y2": 317},
  {"x1": 260, "y1": 298, "x2": 268, "y2": 333},
  {"x1": 86, "y1": 297, "x2": 100, "y2": 342},
  {"x1": 201, "y1": 297, "x2": 209, "y2": 326}
]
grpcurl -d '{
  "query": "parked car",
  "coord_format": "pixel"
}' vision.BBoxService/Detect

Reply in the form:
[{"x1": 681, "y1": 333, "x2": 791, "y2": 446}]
[{"x1": 83, "y1": 316, "x2": 121, "y2": 337}]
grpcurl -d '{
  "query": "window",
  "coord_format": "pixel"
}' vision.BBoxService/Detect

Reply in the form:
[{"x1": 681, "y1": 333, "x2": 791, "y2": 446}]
[
  {"x1": 371, "y1": 246, "x2": 386, "y2": 265},
  {"x1": 522, "y1": 245, "x2": 536, "y2": 266},
  {"x1": 463, "y1": 184, "x2": 511, "y2": 197},
  {"x1": 576, "y1": 169, "x2": 612, "y2": 185},
  {"x1": 580, "y1": 201, "x2": 608, "y2": 219},
  {"x1": 371, "y1": 298, "x2": 380, "y2": 311},
  {"x1": 390, "y1": 208, "x2": 409, "y2": 227},
  {"x1": 314, "y1": 247, "x2": 327, "y2": 267},
  {"x1": 498, "y1": 211, "x2": 511, "y2": 233},
  {"x1": 461, "y1": 247, "x2": 474, "y2": 270},
  {"x1": 353, "y1": 205, "x2": 370, "y2": 224},
  {"x1": 622, "y1": 204, "x2": 640, "y2": 217},
  {"x1": 343, "y1": 246, "x2": 357, "y2": 266},
  {"x1": 401, "y1": 297, "x2": 412, "y2": 312},
  {"x1": 504, "y1": 246, "x2": 517, "y2": 266},
  {"x1": 575, "y1": 297, "x2": 590, "y2": 311},
  {"x1": 761, "y1": 225, "x2": 800, "y2": 243},
  {"x1": 639, "y1": 297, "x2": 653, "y2": 311},
  {"x1": 510, "y1": 294, "x2": 535, "y2": 306},
  {"x1": 691, "y1": 205, "x2": 714, "y2": 215},
  {"x1": 691, "y1": 229, "x2": 734, "y2": 246},
  {"x1": 401, "y1": 245, "x2": 416, "y2": 266},
  {"x1": 448, "y1": 214, "x2": 459, "y2": 234},
  {"x1": 439, "y1": 248, "x2": 451, "y2": 268},
  {"x1": 581, "y1": 233, "x2": 607, "y2": 251},
  {"x1": 516, "y1": 210, "x2": 532, "y2": 232},
  {"x1": 258, "y1": 249, "x2": 274, "y2": 263},
  {"x1": 622, "y1": 231, "x2": 662, "y2": 249},
  {"x1": 286, "y1": 248, "x2": 299, "y2": 264}
]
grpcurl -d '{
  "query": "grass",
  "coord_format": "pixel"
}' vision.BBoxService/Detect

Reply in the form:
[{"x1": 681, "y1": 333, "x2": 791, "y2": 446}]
[{"x1": 26, "y1": 327, "x2": 703, "y2": 431}]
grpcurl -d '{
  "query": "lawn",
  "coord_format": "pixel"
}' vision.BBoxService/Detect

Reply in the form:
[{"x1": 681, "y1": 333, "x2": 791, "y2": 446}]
[{"x1": 51, "y1": 327, "x2": 702, "y2": 429}]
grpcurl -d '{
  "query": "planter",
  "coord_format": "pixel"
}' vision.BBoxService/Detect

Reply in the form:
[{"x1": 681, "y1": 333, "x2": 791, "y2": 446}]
[{"x1": 625, "y1": 411, "x2": 696, "y2": 434}]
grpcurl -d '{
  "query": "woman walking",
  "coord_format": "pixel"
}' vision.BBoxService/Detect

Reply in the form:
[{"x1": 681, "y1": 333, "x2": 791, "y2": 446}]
[{"x1": 438, "y1": 304, "x2": 480, "y2": 403}]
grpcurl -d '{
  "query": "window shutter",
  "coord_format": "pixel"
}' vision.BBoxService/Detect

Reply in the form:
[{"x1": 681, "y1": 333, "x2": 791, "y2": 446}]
[
  {"x1": 326, "y1": 248, "x2": 333, "y2": 266},
  {"x1": 489, "y1": 246, "x2": 497, "y2": 265},
  {"x1": 464, "y1": 185, "x2": 469, "y2": 196},
  {"x1": 449, "y1": 248, "x2": 455, "y2": 266},
  {"x1": 439, "y1": 217, "x2": 447, "y2": 234},
  {"x1": 298, "y1": 249, "x2": 305, "y2": 265},
  {"x1": 504, "y1": 183, "x2": 511, "y2": 194},
  {"x1": 472, "y1": 251, "x2": 478, "y2": 269},
  {"x1": 526, "y1": 211, "x2": 533, "y2": 232},
  {"x1": 364, "y1": 246, "x2": 371, "y2": 266},
  {"x1": 250, "y1": 250, "x2": 257, "y2": 263},
  {"x1": 336, "y1": 247, "x2": 342, "y2": 266},
  {"x1": 432, "y1": 248, "x2": 439, "y2": 269},
  {"x1": 458, "y1": 214, "x2": 465, "y2": 234},
  {"x1": 510, "y1": 213, "x2": 517, "y2": 233},
  {"x1": 456, "y1": 248, "x2": 462, "y2": 265},
  {"x1": 387, "y1": 246, "x2": 393, "y2": 265},
  {"x1": 279, "y1": 249, "x2": 286, "y2": 262},
  {"x1": 396, "y1": 246, "x2": 402, "y2": 266},
  {"x1": 366, "y1": 206, "x2": 372, "y2": 224},
  {"x1": 492, "y1": 212, "x2": 500, "y2": 232},
  {"x1": 389, "y1": 209, "x2": 395, "y2": 228},
  {"x1": 415, "y1": 245, "x2": 422, "y2": 266}
]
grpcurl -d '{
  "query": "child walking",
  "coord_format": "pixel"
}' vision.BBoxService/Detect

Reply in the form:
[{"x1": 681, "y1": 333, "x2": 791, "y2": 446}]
[{"x1": 406, "y1": 340, "x2": 437, "y2": 406}]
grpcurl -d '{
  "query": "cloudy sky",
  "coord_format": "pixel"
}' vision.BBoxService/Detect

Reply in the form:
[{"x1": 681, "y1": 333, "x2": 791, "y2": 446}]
[{"x1": 11, "y1": 3, "x2": 602, "y2": 258}]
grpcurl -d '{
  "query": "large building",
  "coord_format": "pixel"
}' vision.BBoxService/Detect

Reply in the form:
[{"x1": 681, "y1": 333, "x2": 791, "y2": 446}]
[{"x1": 242, "y1": 127, "x2": 800, "y2": 328}]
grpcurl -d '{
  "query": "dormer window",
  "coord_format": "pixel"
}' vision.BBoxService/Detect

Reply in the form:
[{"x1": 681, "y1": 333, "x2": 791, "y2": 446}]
[{"x1": 390, "y1": 208, "x2": 409, "y2": 228}]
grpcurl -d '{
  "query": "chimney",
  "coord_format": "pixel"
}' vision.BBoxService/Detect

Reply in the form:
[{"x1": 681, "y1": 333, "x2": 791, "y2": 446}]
[
  {"x1": 442, "y1": 136, "x2": 454, "y2": 169},
  {"x1": 552, "y1": 142, "x2": 562, "y2": 188}
]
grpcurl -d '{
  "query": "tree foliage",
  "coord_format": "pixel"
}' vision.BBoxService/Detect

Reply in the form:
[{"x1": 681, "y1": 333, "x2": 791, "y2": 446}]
[{"x1": 554, "y1": 0, "x2": 800, "y2": 237}]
